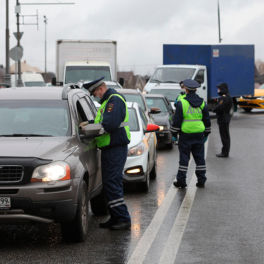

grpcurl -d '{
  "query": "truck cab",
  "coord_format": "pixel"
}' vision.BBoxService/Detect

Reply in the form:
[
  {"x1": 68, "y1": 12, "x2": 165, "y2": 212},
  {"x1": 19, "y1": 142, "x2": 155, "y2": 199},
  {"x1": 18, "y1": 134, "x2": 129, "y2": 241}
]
[
  {"x1": 63, "y1": 61, "x2": 113, "y2": 84},
  {"x1": 144, "y1": 65, "x2": 208, "y2": 102}
]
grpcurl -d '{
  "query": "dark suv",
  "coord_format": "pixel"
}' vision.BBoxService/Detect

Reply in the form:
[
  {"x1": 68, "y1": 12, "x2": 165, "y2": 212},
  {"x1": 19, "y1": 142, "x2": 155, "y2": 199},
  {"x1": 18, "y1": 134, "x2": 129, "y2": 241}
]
[{"x1": 0, "y1": 84, "x2": 108, "y2": 242}]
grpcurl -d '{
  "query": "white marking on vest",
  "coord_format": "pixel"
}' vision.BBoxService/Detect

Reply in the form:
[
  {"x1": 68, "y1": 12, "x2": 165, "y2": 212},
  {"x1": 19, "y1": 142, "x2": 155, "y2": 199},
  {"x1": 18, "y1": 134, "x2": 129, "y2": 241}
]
[{"x1": 186, "y1": 106, "x2": 202, "y2": 115}]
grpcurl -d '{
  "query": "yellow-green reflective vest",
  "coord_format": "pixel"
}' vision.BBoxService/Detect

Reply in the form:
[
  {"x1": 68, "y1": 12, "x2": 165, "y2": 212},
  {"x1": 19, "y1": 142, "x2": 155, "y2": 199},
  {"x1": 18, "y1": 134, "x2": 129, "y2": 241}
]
[
  {"x1": 181, "y1": 99, "x2": 205, "y2": 133},
  {"x1": 177, "y1": 94, "x2": 186, "y2": 102},
  {"x1": 94, "y1": 94, "x2": 131, "y2": 148}
]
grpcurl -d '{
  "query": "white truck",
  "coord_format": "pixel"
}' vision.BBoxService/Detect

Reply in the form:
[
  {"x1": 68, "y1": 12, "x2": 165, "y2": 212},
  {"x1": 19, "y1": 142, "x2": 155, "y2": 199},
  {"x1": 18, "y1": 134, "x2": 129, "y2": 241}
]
[
  {"x1": 53, "y1": 40, "x2": 117, "y2": 86},
  {"x1": 11, "y1": 72, "x2": 45, "y2": 87}
]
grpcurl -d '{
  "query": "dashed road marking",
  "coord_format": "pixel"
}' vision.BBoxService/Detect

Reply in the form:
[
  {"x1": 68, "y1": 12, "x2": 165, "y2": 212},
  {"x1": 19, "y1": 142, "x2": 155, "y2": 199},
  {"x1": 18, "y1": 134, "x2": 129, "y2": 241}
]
[
  {"x1": 127, "y1": 140, "x2": 208, "y2": 264},
  {"x1": 158, "y1": 140, "x2": 209, "y2": 264}
]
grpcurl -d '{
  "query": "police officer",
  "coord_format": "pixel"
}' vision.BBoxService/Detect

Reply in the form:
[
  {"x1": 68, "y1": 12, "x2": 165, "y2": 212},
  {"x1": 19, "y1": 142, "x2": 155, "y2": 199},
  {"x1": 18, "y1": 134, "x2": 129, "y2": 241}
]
[
  {"x1": 170, "y1": 79, "x2": 211, "y2": 188},
  {"x1": 174, "y1": 81, "x2": 186, "y2": 108},
  {"x1": 212, "y1": 83, "x2": 232, "y2": 157},
  {"x1": 82, "y1": 77, "x2": 131, "y2": 230},
  {"x1": 173, "y1": 81, "x2": 187, "y2": 144}
]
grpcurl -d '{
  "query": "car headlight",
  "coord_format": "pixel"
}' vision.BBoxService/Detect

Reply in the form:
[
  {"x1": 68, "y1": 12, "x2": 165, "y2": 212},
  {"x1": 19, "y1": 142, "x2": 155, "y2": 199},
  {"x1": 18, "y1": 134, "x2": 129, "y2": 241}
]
[
  {"x1": 127, "y1": 141, "x2": 146, "y2": 156},
  {"x1": 159, "y1": 125, "x2": 170, "y2": 131},
  {"x1": 31, "y1": 161, "x2": 71, "y2": 182}
]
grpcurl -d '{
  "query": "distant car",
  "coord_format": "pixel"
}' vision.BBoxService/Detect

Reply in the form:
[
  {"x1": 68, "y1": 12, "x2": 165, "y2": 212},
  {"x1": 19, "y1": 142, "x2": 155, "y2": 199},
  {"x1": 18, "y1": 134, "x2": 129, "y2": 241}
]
[
  {"x1": 45, "y1": 83, "x2": 54, "y2": 87},
  {"x1": 118, "y1": 88, "x2": 152, "y2": 119},
  {"x1": 238, "y1": 83, "x2": 264, "y2": 112},
  {"x1": 105, "y1": 81, "x2": 123, "y2": 89},
  {"x1": 0, "y1": 84, "x2": 108, "y2": 243},
  {"x1": 148, "y1": 86, "x2": 183, "y2": 109},
  {"x1": 123, "y1": 102, "x2": 159, "y2": 191},
  {"x1": 144, "y1": 94, "x2": 174, "y2": 149}
]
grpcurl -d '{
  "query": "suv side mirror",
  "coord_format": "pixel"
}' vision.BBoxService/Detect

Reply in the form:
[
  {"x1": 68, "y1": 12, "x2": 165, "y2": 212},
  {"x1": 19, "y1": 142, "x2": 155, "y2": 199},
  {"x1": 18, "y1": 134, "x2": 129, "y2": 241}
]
[
  {"x1": 52, "y1": 77, "x2": 56, "y2": 86},
  {"x1": 144, "y1": 124, "x2": 160, "y2": 134},
  {"x1": 80, "y1": 123, "x2": 104, "y2": 139},
  {"x1": 119, "y1": 77, "x2": 124, "y2": 86},
  {"x1": 149, "y1": 107, "x2": 161, "y2": 114}
]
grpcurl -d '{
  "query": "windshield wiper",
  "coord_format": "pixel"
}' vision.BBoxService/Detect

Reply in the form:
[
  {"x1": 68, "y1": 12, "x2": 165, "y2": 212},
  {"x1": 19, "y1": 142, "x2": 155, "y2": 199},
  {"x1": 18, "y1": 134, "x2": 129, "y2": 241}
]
[
  {"x1": 161, "y1": 81, "x2": 178, "y2": 83},
  {"x1": 0, "y1": 134, "x2": 53, "y2": 137},
  {"x1": 150, "y1": 79, "x2": 161, "y2": 83}
]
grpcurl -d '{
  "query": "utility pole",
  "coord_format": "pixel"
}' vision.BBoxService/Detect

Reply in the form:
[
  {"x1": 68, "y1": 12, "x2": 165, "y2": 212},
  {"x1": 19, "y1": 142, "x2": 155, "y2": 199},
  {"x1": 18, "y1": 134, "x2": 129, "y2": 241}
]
[
  {"x1": 3, "y1": 0, "x2": 11, "y2": 86},
  {"x1": 44, "y1": 16, "x2": 47, "y2": 80},
  {"x1": 16, "y1": 0, "x2": 23, "y2": 87},
  {"x1": 218, "y1": 0, "x2": 222, "y2": 43}
]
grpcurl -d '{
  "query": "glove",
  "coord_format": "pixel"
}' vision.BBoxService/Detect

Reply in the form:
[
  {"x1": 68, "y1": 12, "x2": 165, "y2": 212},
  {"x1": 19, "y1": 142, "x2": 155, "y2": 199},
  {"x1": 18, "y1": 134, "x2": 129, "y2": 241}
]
[
  {"x1": 79, "y1": 121, "x2": 89, "y2": 131},
  {"x1": 204, "y1": 137, "x2": 208, "y2": 143},
  {"x1": 173, "y1": 136, "x2": 178, "y2": 145}
]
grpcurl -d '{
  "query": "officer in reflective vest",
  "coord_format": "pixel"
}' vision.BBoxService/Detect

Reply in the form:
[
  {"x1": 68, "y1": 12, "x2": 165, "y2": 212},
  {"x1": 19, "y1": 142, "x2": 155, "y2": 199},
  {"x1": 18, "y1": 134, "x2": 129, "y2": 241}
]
[
  {"x1": 173, "y1": 81, "x2": 187, "y2": 144},
  {"x1": 170, "y1": 79, "x2": 211, "y2": 188},
  {"x1": 82, "y1": 77, "x2": 131, "y2": 230}
]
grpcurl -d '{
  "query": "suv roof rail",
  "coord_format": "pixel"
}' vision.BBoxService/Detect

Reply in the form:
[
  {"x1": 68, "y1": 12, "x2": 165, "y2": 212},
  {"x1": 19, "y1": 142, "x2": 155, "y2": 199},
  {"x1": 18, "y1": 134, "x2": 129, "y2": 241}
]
[{"x1": 62, "y1": 83, "x2": 81, "y2": 99}]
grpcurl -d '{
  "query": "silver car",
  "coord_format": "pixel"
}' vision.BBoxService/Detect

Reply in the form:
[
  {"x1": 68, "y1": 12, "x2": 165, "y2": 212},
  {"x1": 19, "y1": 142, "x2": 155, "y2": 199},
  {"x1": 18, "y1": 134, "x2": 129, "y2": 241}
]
[{"x1": 0, "y1": 84, "x2": 107, "y2": 242}]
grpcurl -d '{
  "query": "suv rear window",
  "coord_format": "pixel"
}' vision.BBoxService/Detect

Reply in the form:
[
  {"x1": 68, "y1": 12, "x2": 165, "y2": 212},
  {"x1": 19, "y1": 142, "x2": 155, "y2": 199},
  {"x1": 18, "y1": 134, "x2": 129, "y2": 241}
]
[{"x1": 0, "y1": 100, "x2": 71, "y2": 137}]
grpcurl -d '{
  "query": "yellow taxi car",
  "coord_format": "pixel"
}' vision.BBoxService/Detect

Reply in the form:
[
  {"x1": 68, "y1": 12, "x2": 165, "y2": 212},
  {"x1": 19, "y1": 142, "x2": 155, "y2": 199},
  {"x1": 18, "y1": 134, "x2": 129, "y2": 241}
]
[{"x1": 238, "y1": 84, "x2": 264, "y2": 112}]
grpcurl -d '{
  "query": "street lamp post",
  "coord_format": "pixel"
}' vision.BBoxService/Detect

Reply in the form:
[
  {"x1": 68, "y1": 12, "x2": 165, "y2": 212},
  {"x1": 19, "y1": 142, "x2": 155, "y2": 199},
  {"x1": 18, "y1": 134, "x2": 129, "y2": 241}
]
[
  {"x1": 3, "y1": 0, "x2": 11, "y2": 86},
  {"x1": 44, "y1": 15, "x2": 47, "y2": 80},
  {"x1": 16, "y1": 0, "x2": 23, "y2": 87},
  {"x1": 218, "y1": 0, "x2": 222, "y2": 43}
]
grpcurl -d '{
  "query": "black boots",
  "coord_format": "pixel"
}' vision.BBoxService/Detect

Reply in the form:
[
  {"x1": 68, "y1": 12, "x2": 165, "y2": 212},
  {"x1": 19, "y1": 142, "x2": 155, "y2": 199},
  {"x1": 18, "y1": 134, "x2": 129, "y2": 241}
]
[
  {"x1": 216, "y1": 153, "x2": 229, "y2": 157},
  {"x1": 173, "y1": 181, "x2": 187, "y2": 189}
]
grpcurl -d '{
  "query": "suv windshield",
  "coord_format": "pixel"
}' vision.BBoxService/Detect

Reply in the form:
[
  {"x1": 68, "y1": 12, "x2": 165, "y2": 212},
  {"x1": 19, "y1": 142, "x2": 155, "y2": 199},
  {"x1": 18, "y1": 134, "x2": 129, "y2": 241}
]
[
  {"x1": 65, "y1": 66, "x2": 111, "y2": 84},
  {"x1": 123, "y1": 94, "x2": 146, "y2": 111},
  {"x1": 149, "y1": 89, "x2": 182, "y2": 102},
  {"x1": 0, "y1": 100, "x2": 71, "y2": 137},
  {"x1": 150, "y1": 68, "x2": 195, "y2": 83},
  {"x1": 145, "y1": 98, "x2": 168, "y2": 112}
]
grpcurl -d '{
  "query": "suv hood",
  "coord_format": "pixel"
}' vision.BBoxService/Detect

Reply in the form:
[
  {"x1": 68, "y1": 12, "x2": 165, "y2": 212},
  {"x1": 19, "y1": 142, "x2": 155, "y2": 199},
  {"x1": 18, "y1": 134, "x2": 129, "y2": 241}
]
[{"x1": 0, "y1": 137, "x2": 76, "y2": 160}]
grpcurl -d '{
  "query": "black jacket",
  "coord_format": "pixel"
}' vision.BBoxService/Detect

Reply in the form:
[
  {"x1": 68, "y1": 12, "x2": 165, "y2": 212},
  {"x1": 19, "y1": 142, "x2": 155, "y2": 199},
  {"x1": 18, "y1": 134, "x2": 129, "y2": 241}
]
[
  {"x1": 99, "y1": 88, "x2": 130, "y2": 148},
  {"x1": 212, "y1": 83, "x2": 233, "y2": 124},
  {"x1": 170, "y1": 92, "x2": 211, "y2": 138}
]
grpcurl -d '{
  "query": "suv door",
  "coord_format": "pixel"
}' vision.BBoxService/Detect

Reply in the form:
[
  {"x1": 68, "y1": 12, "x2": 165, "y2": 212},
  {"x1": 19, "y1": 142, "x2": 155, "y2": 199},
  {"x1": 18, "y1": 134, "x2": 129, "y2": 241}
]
[{"x1": 72, "y1": 94, "x2": 101, "y2": 195}]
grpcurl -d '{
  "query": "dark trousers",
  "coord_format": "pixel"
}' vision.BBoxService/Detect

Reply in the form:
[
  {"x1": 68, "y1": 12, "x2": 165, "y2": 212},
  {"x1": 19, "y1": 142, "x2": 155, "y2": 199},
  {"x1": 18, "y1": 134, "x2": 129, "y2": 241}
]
[
  {"x1": 101, "y1": 145, "x2": 131, "y2": 223},
  {"x1": 218, "y1": 123, "x2": 230, "y2": 155},
  {"x1": 177, "y1": 134, "x2": 207, "y2": 184}
]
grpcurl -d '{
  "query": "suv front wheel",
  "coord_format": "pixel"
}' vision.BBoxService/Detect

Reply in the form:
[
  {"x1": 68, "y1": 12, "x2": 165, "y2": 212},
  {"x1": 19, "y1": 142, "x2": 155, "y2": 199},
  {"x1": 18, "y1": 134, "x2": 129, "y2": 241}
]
[{"x1": 61, "y1": 180, "x2": 88, "y2": 243}]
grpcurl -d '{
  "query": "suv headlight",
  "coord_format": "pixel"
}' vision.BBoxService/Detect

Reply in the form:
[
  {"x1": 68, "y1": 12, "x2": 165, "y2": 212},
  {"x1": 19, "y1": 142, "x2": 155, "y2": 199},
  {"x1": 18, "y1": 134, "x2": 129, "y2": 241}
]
[
  {"x1": 127, "y1": 141, "x2": 146, "y2": 156},
  {"x1": 31, "y1": 161, "x2": 71, "y2": 182},
  {"x1": 159, "y1": 125, "x2": 170, "y2": 131}
]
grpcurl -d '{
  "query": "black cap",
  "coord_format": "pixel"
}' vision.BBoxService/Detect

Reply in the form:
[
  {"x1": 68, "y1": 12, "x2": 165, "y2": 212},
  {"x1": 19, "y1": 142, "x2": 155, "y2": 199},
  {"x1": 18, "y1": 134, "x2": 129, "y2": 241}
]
[{"x1": 83, "y1": 77, "x2": 105, "y2": 95}]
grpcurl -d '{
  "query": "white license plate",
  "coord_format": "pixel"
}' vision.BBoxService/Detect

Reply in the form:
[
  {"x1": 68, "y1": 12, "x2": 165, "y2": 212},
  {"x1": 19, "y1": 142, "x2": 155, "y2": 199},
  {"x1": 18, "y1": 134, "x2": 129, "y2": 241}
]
[
  {"x1": 0, "y1": 197, "x2": 11, "y2": 208},
  {"x1": 159, "y1": 134, "x2": 165, "y2": 137}
]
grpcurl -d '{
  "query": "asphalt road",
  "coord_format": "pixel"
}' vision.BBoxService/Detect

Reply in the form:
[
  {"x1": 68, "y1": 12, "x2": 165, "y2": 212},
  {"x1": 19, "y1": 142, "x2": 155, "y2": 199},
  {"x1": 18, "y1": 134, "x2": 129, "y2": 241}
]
[{"x1": 0, "y1": 108, "x2": 263, "y2": 264}]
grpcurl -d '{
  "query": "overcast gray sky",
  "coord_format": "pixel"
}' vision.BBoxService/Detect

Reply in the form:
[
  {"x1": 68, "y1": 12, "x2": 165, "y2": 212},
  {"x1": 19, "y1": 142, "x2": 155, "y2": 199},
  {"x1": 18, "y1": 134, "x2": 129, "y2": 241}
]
[{"x1": 1, "y1": 0, "x2": 263, "y2": 76}]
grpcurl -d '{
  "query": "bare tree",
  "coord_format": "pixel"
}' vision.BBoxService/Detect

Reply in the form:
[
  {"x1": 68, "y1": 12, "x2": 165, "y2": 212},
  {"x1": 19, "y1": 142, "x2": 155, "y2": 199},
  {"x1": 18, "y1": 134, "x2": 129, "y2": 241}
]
[{"x1": 255, "y1": 59, "x2": 264, "y2": 75}]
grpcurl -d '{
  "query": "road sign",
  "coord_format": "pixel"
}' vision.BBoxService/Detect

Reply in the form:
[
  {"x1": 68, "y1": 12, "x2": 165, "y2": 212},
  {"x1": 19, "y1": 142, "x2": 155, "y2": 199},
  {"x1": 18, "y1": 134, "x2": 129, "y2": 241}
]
[
  {"x1": 10, "y1": 46, "x2": 24, "y2": 61},
  {"x1": 13, "y1": 32, "x2": 24, "y2": 41}
]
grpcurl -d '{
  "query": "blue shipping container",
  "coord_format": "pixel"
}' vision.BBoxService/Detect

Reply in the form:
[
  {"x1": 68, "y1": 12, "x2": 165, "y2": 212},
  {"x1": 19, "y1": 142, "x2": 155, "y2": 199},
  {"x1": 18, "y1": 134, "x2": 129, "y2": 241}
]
[{"x1": 163, "y1": 44, "x2": 254, "y2": 99}]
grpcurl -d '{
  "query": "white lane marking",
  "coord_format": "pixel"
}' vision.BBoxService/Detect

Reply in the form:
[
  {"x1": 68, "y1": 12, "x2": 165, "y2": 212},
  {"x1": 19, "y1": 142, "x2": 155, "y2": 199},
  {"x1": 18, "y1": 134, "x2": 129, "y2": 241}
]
[
  {"x1": 127, "y1": 157, "x2": 193, "y2": 264},
  {"x1": 158, "y1": 140, "x2": 209, "y2": 264},
  {"x1": 127, "y1": 187, "x2": 178, "y2": 264}
]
